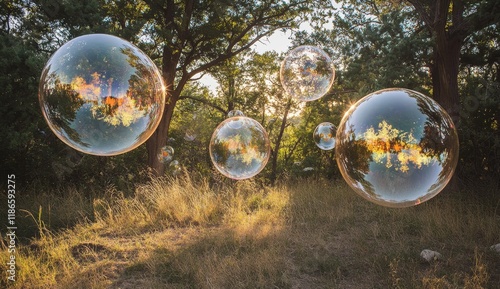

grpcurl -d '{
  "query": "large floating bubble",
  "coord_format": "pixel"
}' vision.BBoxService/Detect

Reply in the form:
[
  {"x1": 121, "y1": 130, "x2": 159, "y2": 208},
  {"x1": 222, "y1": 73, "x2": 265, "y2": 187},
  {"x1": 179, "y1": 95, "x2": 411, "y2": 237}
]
[
  {"x1": 209, "y1": 116, "x2": 270, "y2": 180},
  {"x1": 38, "y1": 34, "x2": 165, "y2": 156},
  {"x1": 313, "y1": 122, "x2": 337, "y2": 150},
  {"x1": 280, "y1": 45, "x2": 335, "y2": 102},
  {"x1": 335, "y1": 88, "x2": 459, "y2": 208}
]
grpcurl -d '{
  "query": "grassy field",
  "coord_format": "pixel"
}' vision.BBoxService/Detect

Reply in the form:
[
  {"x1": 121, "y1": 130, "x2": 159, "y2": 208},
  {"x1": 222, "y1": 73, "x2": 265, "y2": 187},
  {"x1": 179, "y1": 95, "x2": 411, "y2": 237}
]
[{"x1": 1, "y1": 173, "x2": 500, "y2": 288}]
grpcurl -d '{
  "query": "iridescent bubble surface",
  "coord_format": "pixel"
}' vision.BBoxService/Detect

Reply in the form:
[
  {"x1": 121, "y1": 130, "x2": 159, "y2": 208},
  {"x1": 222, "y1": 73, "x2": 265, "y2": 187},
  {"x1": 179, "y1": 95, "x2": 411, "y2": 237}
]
[
  {"x1": 227, "y1": 110, "x2": 245, "y2": 117},
  {"x1": 226, "y1": 110, "x2": 246, "y2": 129},
  {"x1": 280, "y1": 45, "x2": 335, "y2": 102},
  {"x1": 313, "y1": 122, "x2": 337, "y2": 150},
  {"x1": 38, "y1": 34, "x2": 165, "y2": 156},
  {"x1": 158, "y1": 146, "x2": 174, "y2": 164},
  {"x1": 209, "y1": 116, "x2": 270, "y2": 180},
  {"x1": 335, "y1": 88, "x2": 459, "y2": 208},
  {"x1": 169, "y1": 160, "x2": 181, "y2": 176},
  {"x1": 184, "y1": 130, "x2": 197, "y2": 141}
]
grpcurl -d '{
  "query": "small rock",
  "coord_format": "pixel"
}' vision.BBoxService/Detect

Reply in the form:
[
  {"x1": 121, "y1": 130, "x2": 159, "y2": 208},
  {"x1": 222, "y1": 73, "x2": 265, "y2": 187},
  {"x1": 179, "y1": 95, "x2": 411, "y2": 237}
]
[
  {"x1": 490, "y1": 243, "x2": 500, "y2": 254},
  {"x1": 420, "y1": 249, "x2": 443, "y2": 262}
]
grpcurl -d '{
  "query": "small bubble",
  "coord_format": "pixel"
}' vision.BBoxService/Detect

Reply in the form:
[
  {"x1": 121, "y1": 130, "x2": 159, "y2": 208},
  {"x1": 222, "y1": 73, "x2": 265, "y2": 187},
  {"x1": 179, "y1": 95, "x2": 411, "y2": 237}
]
[
  {"x1": 313, "y1": 122, "x2": 337, "y2": 150},
  {"x1": 158, "y1": 146, "x2": 174, "y2": 164},
  {"x1": 227, "y1": 110, "x2": 245, "y2": 118}
]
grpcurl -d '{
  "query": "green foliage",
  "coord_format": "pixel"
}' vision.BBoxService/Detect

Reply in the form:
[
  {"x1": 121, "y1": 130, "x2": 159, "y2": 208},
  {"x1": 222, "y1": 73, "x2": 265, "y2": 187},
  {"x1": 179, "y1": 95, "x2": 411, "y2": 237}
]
[
  {"x1": 169, "y1": 83, "x2": 220, "y2": 177},
  {"x1": 298, "y1": 0, "x2": 432, "y2": 96},
  {"x1": 295, "y1": 0, "x2": 500, "y2": 185},
  {"x1": 457, "y1": 19, "x2": 500, "y2": 182},
  {"x1": 0, "y1": 32, "x2": 52, "y2": 181},
  {"x1": 289, "y1": 95, "x2": 344, "y2": 178},
  {"x1": 1, "y1": 0, "x2": 498, "y2": 187},
  {"x1": 457, "y1": 77, "x2": 500, "y2": 183}
]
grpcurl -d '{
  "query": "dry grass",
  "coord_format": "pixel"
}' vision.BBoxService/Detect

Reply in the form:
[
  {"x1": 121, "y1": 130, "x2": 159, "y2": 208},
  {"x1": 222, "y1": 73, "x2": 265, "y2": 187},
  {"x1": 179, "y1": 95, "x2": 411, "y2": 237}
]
[{"x1": 1, "y1": 175, "x2": 499, "y2": 288}]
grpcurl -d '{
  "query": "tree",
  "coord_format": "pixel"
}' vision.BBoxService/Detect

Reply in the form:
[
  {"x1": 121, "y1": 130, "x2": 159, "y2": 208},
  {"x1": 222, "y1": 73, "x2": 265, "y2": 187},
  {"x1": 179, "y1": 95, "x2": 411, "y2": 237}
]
[
  {"x1": 302, "y1": 0, "x2": 499, "y2": 183},
  {"x1": 301, "y1": 1, "x2": 432, "y2": 96},
  {"x1": 183, "y1": 51, "x2": 301, "y2": 183},
  {"x1": 7, "y1": 0, "x2": 332, "y2": 177},
  {"x1": 456, "y1": 21, "x2": 500, "y2": 181},
  {"x1": 0, "y1": 1, "x2": 58, "y2": 182},
  {"x1": 141, "y1": 0, "x2": 332, "y2": 175},
  {"x1": 406, "y1": 0, "x2": 500, "y2": 120},
  {"x1": 0, "y1": 33, "x2": 48, "y2": 180}
]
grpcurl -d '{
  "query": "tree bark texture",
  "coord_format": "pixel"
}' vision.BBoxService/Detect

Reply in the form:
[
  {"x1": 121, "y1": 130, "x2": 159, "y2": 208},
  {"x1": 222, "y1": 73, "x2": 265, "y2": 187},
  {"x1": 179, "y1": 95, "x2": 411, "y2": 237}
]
[
  {"x1": 408, "y1": 0, "x2": 500, "y2": 122},
  {"x1": 270, "y1": 101, "x2": 291, "y2": 185}
]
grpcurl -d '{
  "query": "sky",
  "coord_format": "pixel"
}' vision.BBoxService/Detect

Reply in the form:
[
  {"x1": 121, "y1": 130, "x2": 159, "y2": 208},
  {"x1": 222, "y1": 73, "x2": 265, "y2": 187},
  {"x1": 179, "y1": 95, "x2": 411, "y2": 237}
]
[
  {"x1": 196, "y1": 1, "x2": 338, "y2": 92},
  {"x1": 196, "y1": 29, "x2": 294, "y2": 92}
]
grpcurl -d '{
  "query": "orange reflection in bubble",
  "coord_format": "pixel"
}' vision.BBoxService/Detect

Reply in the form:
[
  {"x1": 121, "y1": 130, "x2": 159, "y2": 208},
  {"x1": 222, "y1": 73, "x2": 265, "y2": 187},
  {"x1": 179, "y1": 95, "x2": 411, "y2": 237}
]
[{"x1": 364, "y1": 120, "x2": 435, "y2": 173}]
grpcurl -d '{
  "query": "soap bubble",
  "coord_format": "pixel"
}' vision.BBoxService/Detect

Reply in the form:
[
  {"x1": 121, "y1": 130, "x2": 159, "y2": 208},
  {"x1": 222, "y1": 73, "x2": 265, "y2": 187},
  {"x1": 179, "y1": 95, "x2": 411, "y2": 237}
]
[
  {"x1": 313, "y1": 122, "x2": 337, "y2": 150},
  {"x1": 158, "y1": 145, "x2": 174, "y2": 163},
  {"x1": 38, "y1": 34, "x2": 165, "y2": 156},
  {"x1": 227, "y1": 110, "x2": 245, "y2": 117},
  {"x1": 184, "y1": 130, "x2": 196, "y2": 141},
  {"x1": 210, "y1": 116, "x2": 270, "y2": 180},
  {"x1": 183, "y1": 112, "x2": 202, "y2": 142},
  {"x1": 280, "y1": 45, "x2": 335, "y2": 102},
  {"x1": 335, "y1": 88, "x2": 459, "y2": 207},
  {"x1": 226, "y1": 110, "x2": 246, "y2": 129},
  {"x1": 169, "y1": 160, "x2": 181, "y2": 176}
]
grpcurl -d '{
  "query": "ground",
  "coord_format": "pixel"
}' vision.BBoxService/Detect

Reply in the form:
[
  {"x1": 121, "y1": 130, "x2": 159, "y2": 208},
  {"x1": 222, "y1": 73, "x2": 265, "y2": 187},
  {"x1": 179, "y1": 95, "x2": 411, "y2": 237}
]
[{"x1": 1, "y1": 176, "x2": 499, "y2": 288}]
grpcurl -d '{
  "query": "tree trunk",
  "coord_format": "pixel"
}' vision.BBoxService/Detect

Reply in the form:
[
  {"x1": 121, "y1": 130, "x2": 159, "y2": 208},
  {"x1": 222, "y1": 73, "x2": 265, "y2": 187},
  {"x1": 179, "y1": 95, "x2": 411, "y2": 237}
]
[
  {"x1": 270, "y1": 101, "x2": 291, "y2": 185},
  {"x1": 432, "y1": 29, "x2": 462, "y2": 124},
  {"x1": 408, "y1": 0, "x2": 464, "y2": 123},
  {"x1": 146, "y1": 40, "x2": 180, "y2": 176},
  {"x1": 146, "y1": 92, "x2": 178, "y2": 176}
]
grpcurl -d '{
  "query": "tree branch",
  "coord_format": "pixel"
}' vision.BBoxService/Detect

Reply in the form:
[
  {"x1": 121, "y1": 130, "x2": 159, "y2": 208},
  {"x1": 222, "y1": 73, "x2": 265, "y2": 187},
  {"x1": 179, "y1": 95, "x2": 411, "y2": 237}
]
[
  {"x1": 178, "y1": 95, "x2": 227, "y2": 114},
  {"x1": 188, "y1": 72, "x2": 206, "y2": 81},
  {"x1": 183, "y1": 1, "x2": 307, "y2": 80},
  {"x1": 406, "y1": 0, "x2": 433, "y2": 29},
  {"x1": 186, "y1": 28, "x2": 277, "y2": 80},
  {"x1": 451, "y1": 0, "x2": 500, "y2": 37}
]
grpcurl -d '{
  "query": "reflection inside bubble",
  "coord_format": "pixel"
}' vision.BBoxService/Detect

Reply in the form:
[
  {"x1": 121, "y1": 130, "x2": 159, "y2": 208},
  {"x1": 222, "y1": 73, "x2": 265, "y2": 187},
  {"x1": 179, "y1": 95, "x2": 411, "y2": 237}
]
[
  {"x1": 158, "y1": 145, "x2": 174, "y2": 164},
  {"x1": 313, "y1": 122, "x2": 337, "y2": 150},
  {"x1": 169, "y1": 160, "x2": 181, "y2": 176},
  {"x1": 335, "y1": 88, "x2": 459, "y2": 207},
  {"x1": 209, "y1": 116, "x2": 270, "y2": 180},
  {"x1": 227, "y1": 110, "x2": 245, "y2": 117},
  {"x1": 184, "y1": 130, "x2": 197, "y2": 141}
]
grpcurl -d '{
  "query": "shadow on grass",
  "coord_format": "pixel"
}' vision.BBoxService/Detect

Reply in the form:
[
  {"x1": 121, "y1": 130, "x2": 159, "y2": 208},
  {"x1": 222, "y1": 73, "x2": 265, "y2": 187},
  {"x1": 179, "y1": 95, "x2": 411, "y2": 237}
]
[{"x1": 111, "y1": 226, "x2": 290, "y2": 289}]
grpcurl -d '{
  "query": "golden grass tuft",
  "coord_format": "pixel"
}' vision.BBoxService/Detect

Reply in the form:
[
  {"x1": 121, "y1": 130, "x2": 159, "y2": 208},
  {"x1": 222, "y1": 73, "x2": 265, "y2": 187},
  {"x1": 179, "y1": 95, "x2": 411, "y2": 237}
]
[{"x1": 93, "y1": 173, "x2": 226, "y2": 233}]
